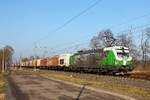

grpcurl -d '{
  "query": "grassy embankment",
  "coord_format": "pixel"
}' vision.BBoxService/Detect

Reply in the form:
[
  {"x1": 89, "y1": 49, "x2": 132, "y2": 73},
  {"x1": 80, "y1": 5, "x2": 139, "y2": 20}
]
[
  {"x1": 0, "y1": 74, "x2": 6, "y2": 100},
  {"x1": 17, "y1": 68, "x2": 150, "y2": 100}
]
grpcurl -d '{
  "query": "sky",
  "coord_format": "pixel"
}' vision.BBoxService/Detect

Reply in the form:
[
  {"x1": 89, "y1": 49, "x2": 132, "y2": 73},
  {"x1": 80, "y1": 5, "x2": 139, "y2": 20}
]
[{"x1": 0, "y1": 0, "x2": 150, "y2": 60}]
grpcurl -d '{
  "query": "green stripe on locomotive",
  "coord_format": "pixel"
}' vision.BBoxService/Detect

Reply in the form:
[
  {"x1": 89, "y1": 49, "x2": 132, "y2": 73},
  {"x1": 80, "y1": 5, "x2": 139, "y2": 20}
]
[
  {"x1": 69, "y1": 55, "x2": 76, "y2": 65},
  {"x1": 97, "y1": 51, "x2": 132, "y2": 66}
]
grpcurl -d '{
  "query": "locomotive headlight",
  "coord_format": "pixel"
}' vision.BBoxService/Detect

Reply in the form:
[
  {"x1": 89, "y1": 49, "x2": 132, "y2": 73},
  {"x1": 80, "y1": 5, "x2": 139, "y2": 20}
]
[{"x1": 115, "y1": 60, "x2": 118, "y2": 64}]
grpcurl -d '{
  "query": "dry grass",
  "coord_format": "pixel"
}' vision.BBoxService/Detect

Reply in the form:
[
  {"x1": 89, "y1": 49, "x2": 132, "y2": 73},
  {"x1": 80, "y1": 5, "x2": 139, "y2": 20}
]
[
  {"x1": 0, "y1": 94, "x2": 6, "y2": 100},
  {"x1": 0, "y1": 74, "x2": 6, "y2": 100}
]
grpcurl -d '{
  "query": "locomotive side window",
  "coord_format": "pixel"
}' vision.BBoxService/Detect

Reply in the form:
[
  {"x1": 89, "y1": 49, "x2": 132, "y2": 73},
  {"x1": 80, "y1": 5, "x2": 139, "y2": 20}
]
[{"x1": 60, "y1": 59, "x2": 64, "y2": 64}]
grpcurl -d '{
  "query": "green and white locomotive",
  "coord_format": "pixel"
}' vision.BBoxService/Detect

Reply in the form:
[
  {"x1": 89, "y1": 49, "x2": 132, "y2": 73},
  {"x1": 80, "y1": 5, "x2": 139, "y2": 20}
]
[{"x1": 69, "y1": 46, "x2": 133, "y2": 74}]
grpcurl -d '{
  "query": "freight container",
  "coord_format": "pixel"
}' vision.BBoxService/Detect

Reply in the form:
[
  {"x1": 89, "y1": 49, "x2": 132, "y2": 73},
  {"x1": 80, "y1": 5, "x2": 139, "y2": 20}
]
[
  {"x1": 25, "y1": 61, "x2": 29, "y2": 66},
  {"x1": 20, "y1": 62, "x2": 23, "y2": 66},
  {"x1": 23, "y1": 62, "x2": 25, "y2": 66},
  {"x1": 21, "y1": 62, "x2": 23, "y2": 66},
  {"x1": 32, "y1": 60, "x2": 37, "y2": 66},
  {"x1": 58, "y1": 54, "x2": 71, "y2": 67},
  {"x1": 40, "y1": 58, "x2": 48, "y2": 66},
  {"x1": 37, "y1": 59, "x2": 41, "y2": 66},
  {"x1": 47, "y1": 56, "x2": 59, "y2": 66},
  {"x1": 29, "y1": 61, "x2": 33, "y2": 66},
  {"x1": 24, "y1": 61, "x2": 27, "y2": 66}
]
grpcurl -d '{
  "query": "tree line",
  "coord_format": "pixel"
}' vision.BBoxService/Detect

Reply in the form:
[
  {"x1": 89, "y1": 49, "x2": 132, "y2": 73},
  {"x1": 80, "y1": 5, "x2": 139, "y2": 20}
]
[{"x1": 0, "y1": 45, "x2": 14, "y2": 73}]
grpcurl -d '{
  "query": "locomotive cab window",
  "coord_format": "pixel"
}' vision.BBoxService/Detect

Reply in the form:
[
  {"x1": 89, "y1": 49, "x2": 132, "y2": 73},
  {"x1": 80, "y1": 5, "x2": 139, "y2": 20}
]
[
  {"x1": 60, "y1": 59, "x2": 64, "y2": 64},
  {"x1": 117, "y1": 52, "x2": 129, "y2": 58}
]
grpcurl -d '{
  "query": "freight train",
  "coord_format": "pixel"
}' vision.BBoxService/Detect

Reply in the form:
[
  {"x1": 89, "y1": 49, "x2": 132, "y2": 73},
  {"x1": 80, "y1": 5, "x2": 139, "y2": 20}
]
[{"x1": 16, "y1": 46, "x2": 134, "y2": 75}]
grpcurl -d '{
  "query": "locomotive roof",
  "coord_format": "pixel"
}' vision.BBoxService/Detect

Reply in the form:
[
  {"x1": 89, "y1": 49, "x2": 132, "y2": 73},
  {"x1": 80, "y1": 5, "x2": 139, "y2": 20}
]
[
  {"x1": 104, "y1": 46, "x2": 129, "y2": 51},
  {"x1": 75, "y1": 49, "x2": 103, "y2": 55}
]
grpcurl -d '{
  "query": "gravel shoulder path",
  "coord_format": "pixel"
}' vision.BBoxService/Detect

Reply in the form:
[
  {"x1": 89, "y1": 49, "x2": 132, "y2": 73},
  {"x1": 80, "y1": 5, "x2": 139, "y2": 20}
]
[{"x1": 7, "y1": 70, "x2": 135, "y2": 100}]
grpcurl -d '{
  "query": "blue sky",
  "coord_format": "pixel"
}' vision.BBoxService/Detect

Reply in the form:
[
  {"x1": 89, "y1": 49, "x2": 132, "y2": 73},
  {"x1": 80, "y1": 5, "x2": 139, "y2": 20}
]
[{"x1": 0, "y1": 0, "x2": 150, "y2": 59}]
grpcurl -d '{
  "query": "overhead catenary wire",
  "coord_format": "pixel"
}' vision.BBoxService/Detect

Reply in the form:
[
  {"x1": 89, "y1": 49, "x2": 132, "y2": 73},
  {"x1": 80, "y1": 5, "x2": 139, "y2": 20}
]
[
  {"x1": 0, "y1": 42, "x2": 10, "y2": 49},
  {"x1": 33, "y1": 0, "x2": 102, "y2": 56},
  {"x1": 52, "y1": 0, "x2": 102, "y2": 32},
  {"x1": 37, "y1": 11, "x2": 150, "y2": 51},
  {"x1": 109, "y1": 12, "x2": 150, "y2": 29},
  {"x1": 42, "y1": 41, "x2": 89, "y2": 57},
  {"x1": 0, "y1": 42, "x2": 7, "y2": 46},
  {"x1": 115, "y1": 23, "x2": 150, "y2": 35},
  {"x1": 34, "y1": 0, "x2": 102, "y2": 44}
]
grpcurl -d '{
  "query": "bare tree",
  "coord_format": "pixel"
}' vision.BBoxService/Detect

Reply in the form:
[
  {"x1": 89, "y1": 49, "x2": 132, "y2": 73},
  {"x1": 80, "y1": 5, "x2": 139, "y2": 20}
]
[
  {"x1": 145, "y1": 28, "x2": 150, "y2": 38},
  {"x1": 140, "y1": 28, "x2": 150, "y2": 62},
  {"x1": 29, "y1": 56, "x2": 35, "y2": 60},
  {"x1": 141, "y1": 39, "x2": 150, "y2": 61},
  {"x1": 141, "y1": 31, "x2": 145, "y2": 61},
  {"x1": 98, "y1": 29, "x2": 116, "y2": 47},
  {"x1": 34, "y1": 56, "x2": 40, "y2": 59},
  {"x1": 117, "y1": 33, "x2": 130, "y2": 47},
  {"x1": 0, "y1": 45, "x2": 14, "y2": 72},
  {"x1": 90, "y1": 36, "x2": 102, "y2": 49},
  {"x1": 90, "y1": 29, "x2": 116, "y2": 49},
  {"x1": 145, "y1": 28, "x2": 150, "y2": 60},
  {"x1": 21, "y1": 58, "x2": 29, "y2": 62},
  {"x1": 4, "y1": 45, "x2": 14, "y2": 67}
]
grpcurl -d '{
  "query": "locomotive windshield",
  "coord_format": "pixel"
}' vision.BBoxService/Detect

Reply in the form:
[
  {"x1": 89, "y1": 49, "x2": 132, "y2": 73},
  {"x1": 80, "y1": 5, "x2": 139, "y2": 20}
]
[
  {"x1": 117, "y1": 52, "x2": 129, "y2": 58},
  {"x1": 116, "y1": 48, "x2": 130, "y2": 58}
]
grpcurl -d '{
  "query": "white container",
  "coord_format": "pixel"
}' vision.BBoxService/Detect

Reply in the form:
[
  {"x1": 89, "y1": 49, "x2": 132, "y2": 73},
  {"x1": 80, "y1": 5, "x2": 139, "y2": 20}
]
[
  {"x1": 58, "y1": 54, "x2": 71, "y2": 67},
  {"x1": 37, "y1": 59, "x2": 41, "y2": 66}
]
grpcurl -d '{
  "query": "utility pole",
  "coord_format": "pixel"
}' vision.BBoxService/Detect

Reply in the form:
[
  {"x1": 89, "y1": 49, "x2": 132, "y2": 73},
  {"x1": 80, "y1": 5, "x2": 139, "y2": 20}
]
[
  {"x1": 20, "y1": 55, "x2": 22, "y2": 70},
  {"x1": 141, "y1": 31, "x2": 144, "y2": 62},
  {"x1": 2, "y1": 48, "x2": 5, "y2": 73},
  {"x1": 34, "y1": 44, "x2": 37, "y2": 71}
]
